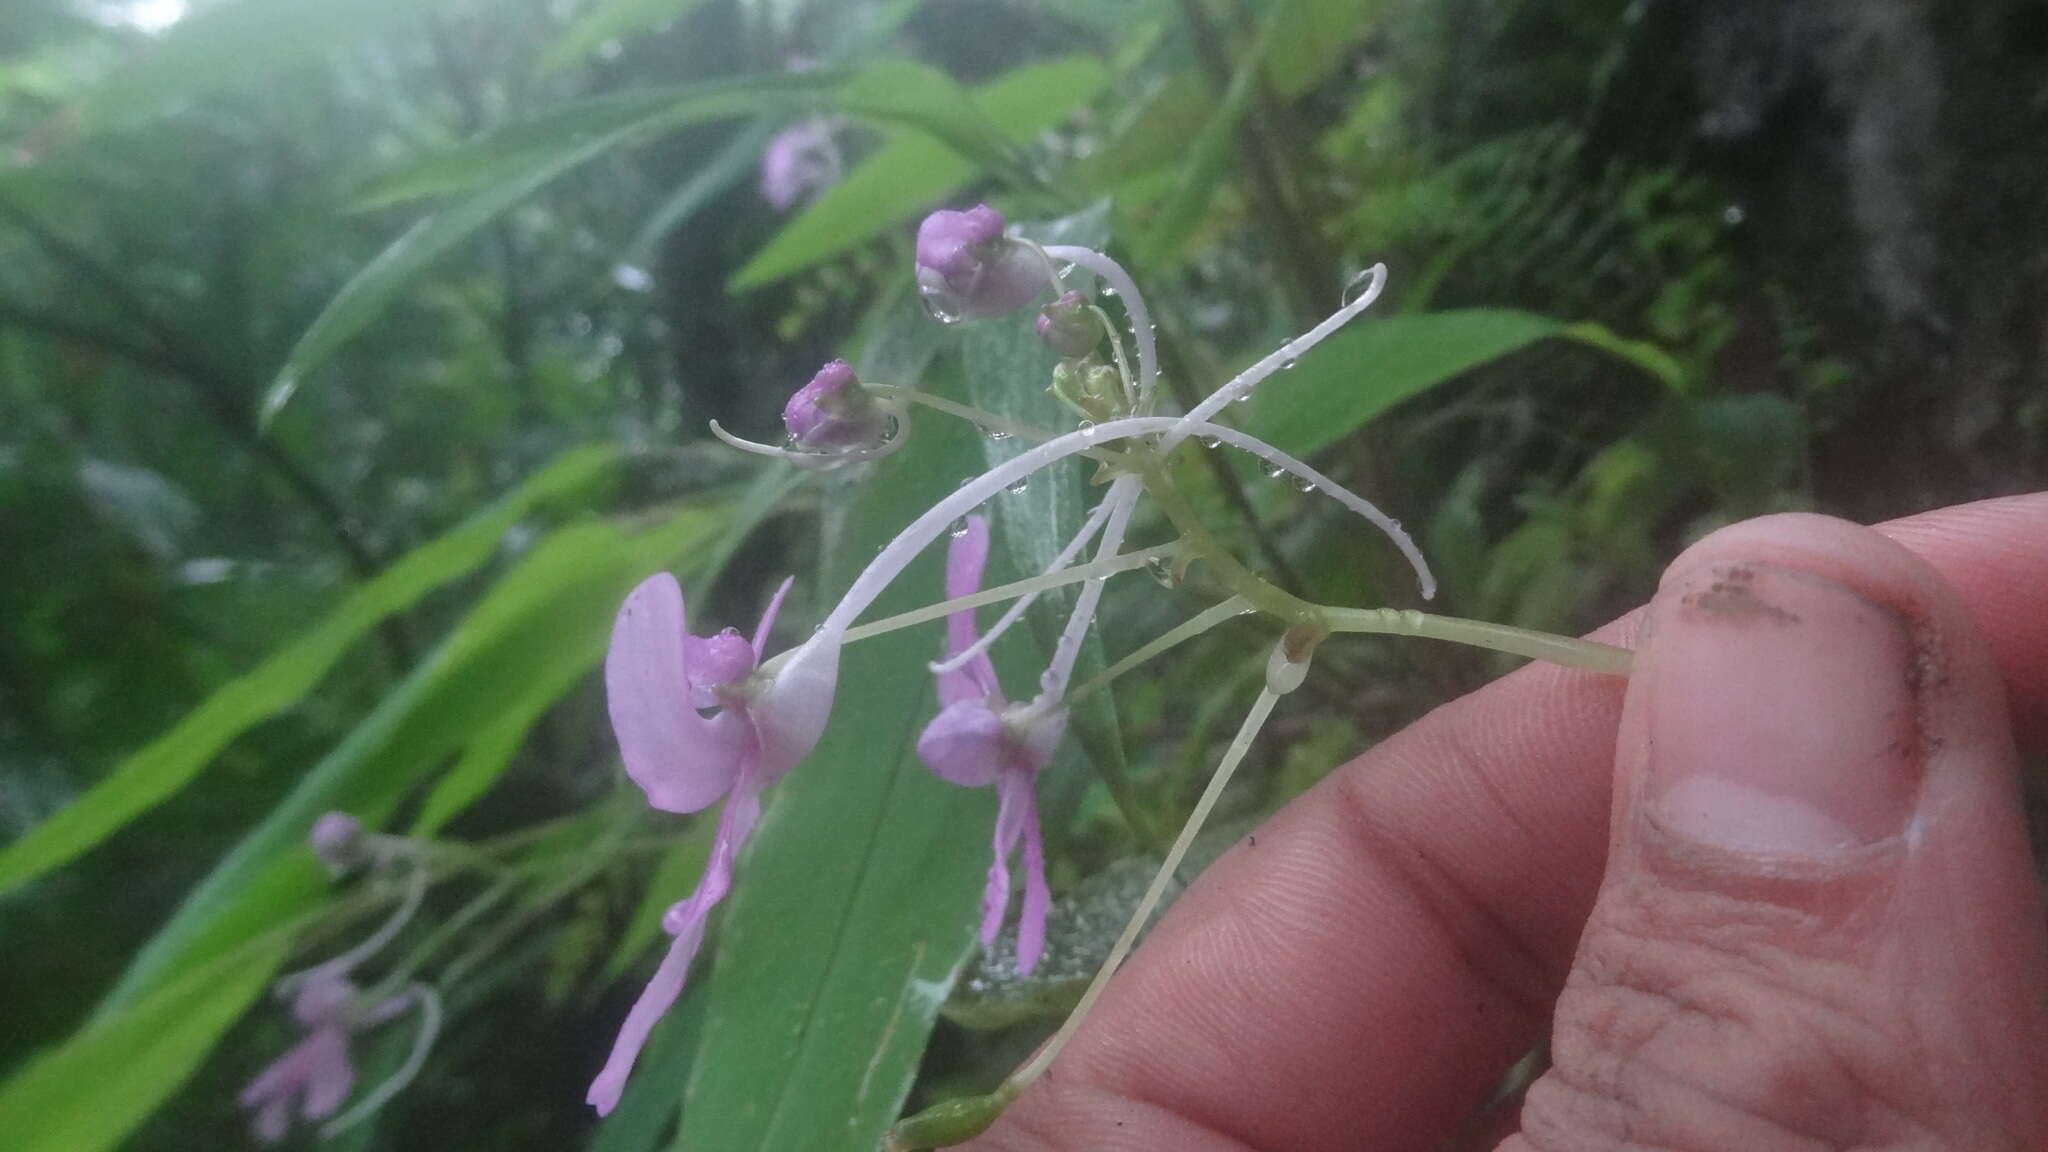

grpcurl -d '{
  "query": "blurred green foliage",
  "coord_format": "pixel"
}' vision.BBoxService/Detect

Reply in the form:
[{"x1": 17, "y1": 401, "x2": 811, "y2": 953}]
[{"x1": 1, "y1": 0, "x2": 2041, "y2": 1149}]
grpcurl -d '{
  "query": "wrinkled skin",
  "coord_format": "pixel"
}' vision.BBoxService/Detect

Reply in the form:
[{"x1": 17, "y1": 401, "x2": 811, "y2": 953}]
[{"x1": 971, "y1": 494, "x2": 2048, "y2": 1152}]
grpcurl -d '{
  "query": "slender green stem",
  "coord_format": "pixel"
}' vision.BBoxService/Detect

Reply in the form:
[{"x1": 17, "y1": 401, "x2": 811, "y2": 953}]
[
  {"x1": 839, "y1": 543, "x2": 1180, "y2": 645},
  {"x1": 866, "y1": 386, "x2": 1122, "y2": 466},
  {"x1": 1069, "y1": 596, "x2": 1253, "y2": 702},
  {"x1": 1141, "y1": 460, "x2": 1310, "y2": 622},
  {"x1": 1322, "y1": 607, "x2": 1633, "y2": 676},
  {"x1": 1000, "y1": 676, "x2": 1285, "y2": 1097}
]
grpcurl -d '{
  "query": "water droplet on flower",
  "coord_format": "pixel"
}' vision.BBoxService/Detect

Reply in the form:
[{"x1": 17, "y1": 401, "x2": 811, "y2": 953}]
[
  {"x1": 1005, "y1": 476, "x2": 1029, "y2": 495},
  {"x1": 987, "y1": 429, "x2": 1013, "y2": 442},
  {"x1": 1077, "y1": 420, "x2": 1098, "y2": 441},
  {"x1": 1234, "y1": 389, "x2": 1255, "y2": 404},
  {"x1": 1198, "y1": 435, "x2": 1222, "y2": 449},
  {"x1": 1263, "y1": 462, "x2": 1288, "y2": 480},
  {"x1": 1101, "y1": 286, "x2": 1118, "y2": 298},
  {"x1": 1279, "y1": 357, "x2": 1298, "y2": 371},
  {"x1": 1143, "y1": 555, "x2": 1176, "y2": 588},
  {"x1": 919, "y1": 287, "x2": 965, "y2": 325},
  {"x1": 950, "y1": 517, "x2": 971, "y2": 538},
  {"x1": 1294, "y1": 475, "x2": 1317, "y2": 493}
]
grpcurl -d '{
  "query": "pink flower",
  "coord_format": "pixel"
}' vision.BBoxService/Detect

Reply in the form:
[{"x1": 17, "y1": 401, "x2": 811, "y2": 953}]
[
  {"x1": 587, "y1": 572, "x2": 801, "y2": 1115},
  {"x1": 237, "y1": 974, "x2": 359, "y2": 1144},
  {"x1": 915, "y1": 516, "x2": 1059, "y2": 974},
  {"x1": 914, "y1": 205, "x2": 1045, "y2": 321},
  {"x1": 759, "y1": 118, "x2": 841, "y2": 211}
]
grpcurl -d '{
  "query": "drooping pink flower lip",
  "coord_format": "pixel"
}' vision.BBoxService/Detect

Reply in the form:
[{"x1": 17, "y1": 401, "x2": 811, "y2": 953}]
[{"x1": 911, "y1": 515, "x2": 1058, "y2": 973}]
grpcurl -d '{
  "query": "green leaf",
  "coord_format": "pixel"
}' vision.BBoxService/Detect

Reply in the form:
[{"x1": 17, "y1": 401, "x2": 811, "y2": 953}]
[
  {"x1": 0, "y1": 445, "x2": 618, "y2": 902},
  {"x1": 1242, "y1": 310, "x2": 1676, "y2": 459},
  {"x1": 1135, "y1": 5, "x2": 1291, "y2": 267},
  {"x1": 624, "y1": 118, "x2": 778, "y2": 264},
  {"x1": 730, "y1": 56, "x2": 1109, "y2": 291},
  {"x1": 351, "y1": 76, "x2": 841, "y2": 210},
  {"x1": 104, "y1": 507, "x2": 723, "y2": 1012},
  {"x1": 676, "y1": 388, "x2": 992, "y2": 1150},
  {"x1": 537, "y1": 0, "x2": 711, "y2": 74},
  {"x1": 0, "y1": 931, "x2": 291, "y2": 1152},
  {"x1": 270, "y1": 58, "x2": 1057, "y2": 424},
  {"x1": 76, "y1": 0, "x2": 467, "y2": 130},
  {"x1": 1264, "y1": 0, "x2": 1382, "y2": 97}
]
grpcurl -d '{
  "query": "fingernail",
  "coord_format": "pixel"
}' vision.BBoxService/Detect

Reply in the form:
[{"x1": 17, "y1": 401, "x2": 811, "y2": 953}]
[{"x1": 1642, "y1": 562, "x2": 1921, "y2": 854}]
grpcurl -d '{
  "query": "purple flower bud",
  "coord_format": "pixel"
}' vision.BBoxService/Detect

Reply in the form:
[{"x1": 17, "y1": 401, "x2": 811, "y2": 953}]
[
  {"x1": 781, "y1": 360, "x2": 891, "y2": 451},
  {"x1": 308, "y1": 812, "x2": 365, "y2": 877},
  {"x1": 914, "y1": 205, "x2": 1044, "y2": 321},
  {"x1": 759, "y1": 118, "x2": 841, "y2": 212},
  {"x1": 1034, "y1": 291, "x2": 1097, "y2": 358}
]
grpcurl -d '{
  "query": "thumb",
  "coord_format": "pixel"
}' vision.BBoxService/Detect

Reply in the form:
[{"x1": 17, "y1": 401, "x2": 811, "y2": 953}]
[{"x1": 1510, "y1": 514, "x2": 2048, "y2": 1152}]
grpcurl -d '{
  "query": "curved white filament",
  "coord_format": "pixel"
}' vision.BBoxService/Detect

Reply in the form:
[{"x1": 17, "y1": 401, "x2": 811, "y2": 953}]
[
  {"x1": 320, "y1": 985, "x2": 443, "y2": 1137},
  {"x1": 929, "y1": 493, "x2": 1117, "y2": 677},
  {"x1": 1166, "y1": 263, "x2": 1386, "y2": 448},
  {"x1": 1185, "y1": 420, "x2": 1433, "y2": 599},
  {"x1": 1033, "y1": 474, "x2": 1142, "y2": 705}
]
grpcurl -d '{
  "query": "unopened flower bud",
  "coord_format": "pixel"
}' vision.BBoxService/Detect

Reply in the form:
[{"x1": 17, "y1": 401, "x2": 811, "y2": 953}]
[
  {"x1": 308, "y1": 812, "x2": 365, "y2": 877},
  {"x1": 914, "y1": 205, "x2": 1043, "y2": 321},
  {"x1": 1034, "y1": 291, "x2": 1097, "y2": 358},
  {"x1": 1051, "y1": 359, "x2": 1124, "y2": 421},
  {"x1": 781, "y1": 360, "x2": 890, "y2": 451}
]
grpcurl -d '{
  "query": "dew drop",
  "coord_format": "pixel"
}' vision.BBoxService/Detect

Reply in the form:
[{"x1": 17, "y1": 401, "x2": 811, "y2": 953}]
[
  {"x1": 1143, "y1": 554, "x2": 1176, "y2": 588},
  {"x1": 1005, "y1": 476, "x2": 1029, "y2": 495},
  {"x1": 1262, "y1": 461, "x2": 1288, "y2": 480},
  {"x1": 1280, "y1": 357, "x2": 1298, "y2": 371},
  {"x1": 987, "y1": 429, "x2": 1013, "y2": 442},
  {"x1": 1078, "y1": 420, "x2": 1099, "y2": 441},
  {"x1": 1341, "y1": 267, "x2": 1380, "y2": 307},
  {"x1": 1198, "y1": 435, "x2": 1222, "y2": 449},
  {"x1": 1234, "y1": 389, "x2": 1255, "y2": 404},
  {"x1": 1294, "y1": 475, "x2": 1317, "y2": 493},
  {"x1": 1101, "y1": 286, "x2": 1118, "y2": 297},
  {"x1": 919, "y1": 287, "x2": 965, "y2": 325},
  {"x1": 949, "y1": 517, "x2": 971, "y2": 538}
]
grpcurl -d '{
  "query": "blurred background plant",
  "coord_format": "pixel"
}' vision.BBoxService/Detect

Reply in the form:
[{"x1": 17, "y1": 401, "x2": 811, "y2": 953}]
[{"x1": 0, "y1": 0, "x2": 2042, "y2": 1149}]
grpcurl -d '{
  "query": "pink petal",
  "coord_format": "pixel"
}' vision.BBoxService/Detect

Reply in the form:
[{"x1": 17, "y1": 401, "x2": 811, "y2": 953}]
[
  {"x1": 939, "y1": 516, "x2": 1000, "y2": 705},
  {"x1": 980, "y1": 770, "x2": 1031, "y2": 946},
  {"x1": 751, "y1": 576, "x2": 795, "y2": 659},
  {"x1": 252, "y1": 1097, "x2": 292, "y2": 1144},
  {"x1": 296, "y1": 1029, "x2": 356, "y2": 1121},
  {"x1": 606, "y1": 573, "x2": 748, "y2": 813},
  {"x1": 1015, "y1": 781, "x2": 1050, "y2": 975},
  {"x1": 661, "y1": 763, "x2": 763, "y2": 936},
  {"x1": 586, "y1": 920, "x2": 709, "y2": 1116},
  {"x1": 239, "y1": 1038, "x2": 317, "y2": 1109},
  {"x1": 915, "y1": 698, "x2": 1005, "y2": 789}
]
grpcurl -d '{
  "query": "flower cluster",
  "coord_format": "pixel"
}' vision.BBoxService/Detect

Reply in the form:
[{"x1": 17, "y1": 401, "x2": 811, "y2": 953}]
[
  {"x1": 583, "y1": 202, "x2": 1444, "y2": 1115},
  {"x1": 239, "y1": 817, "x2": 441, "y2": 1144}
]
